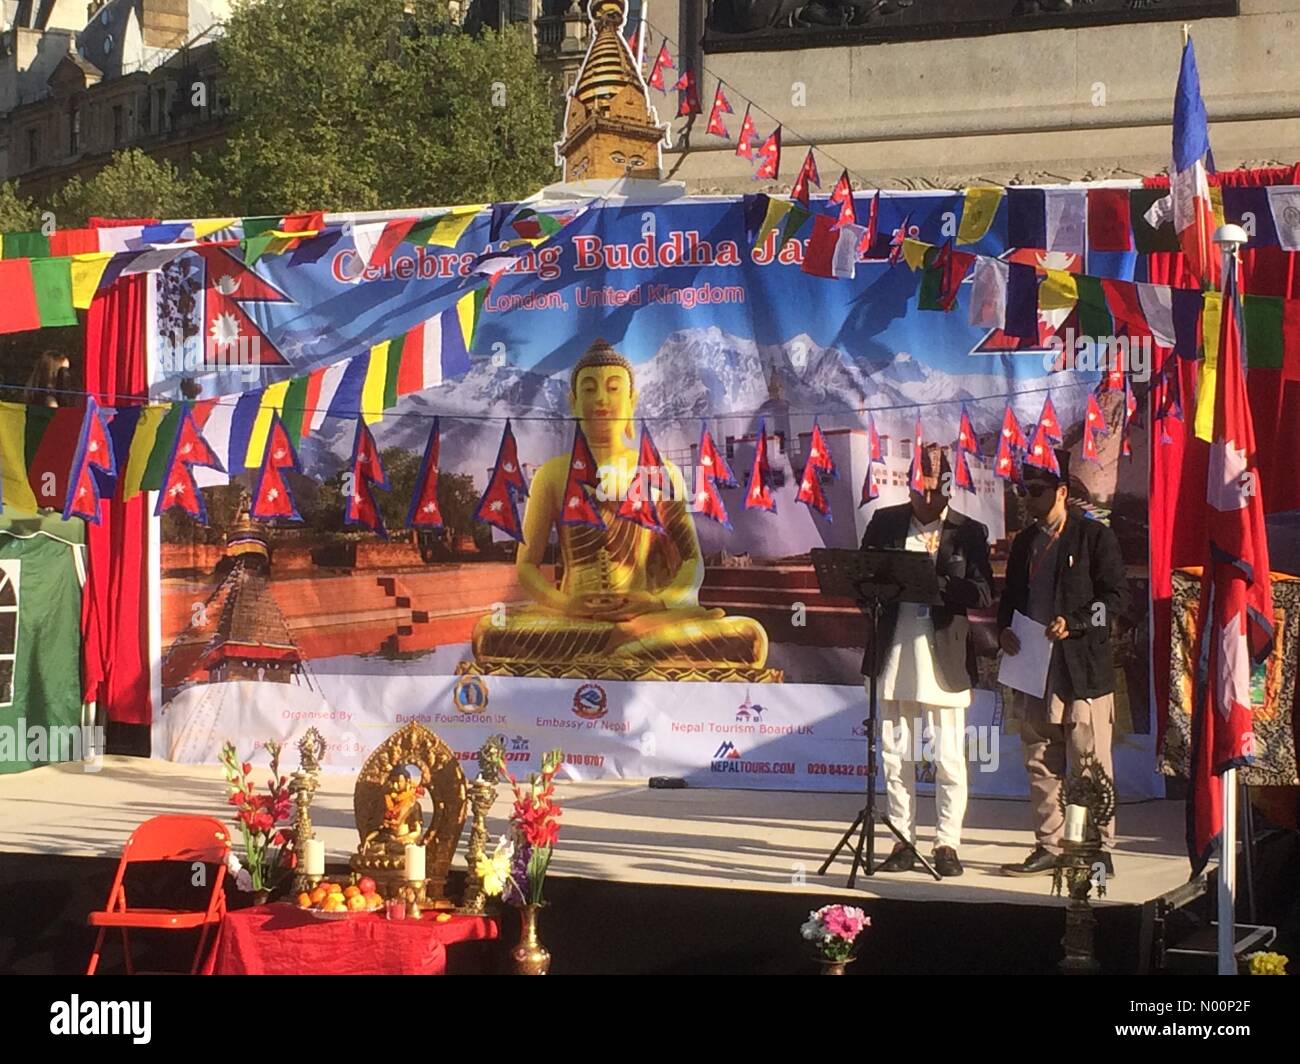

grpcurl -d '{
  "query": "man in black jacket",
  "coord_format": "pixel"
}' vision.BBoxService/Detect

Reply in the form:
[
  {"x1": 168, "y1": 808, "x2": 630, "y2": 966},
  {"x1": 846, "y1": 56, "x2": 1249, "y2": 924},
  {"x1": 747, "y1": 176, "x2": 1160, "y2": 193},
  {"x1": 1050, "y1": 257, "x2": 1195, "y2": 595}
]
[
  {"x1": 997, "y1": 449, "x2": 1129, "y2": 876},
  {"x1": 860, "y1": 444, "x2": 993, "y2": 877}
]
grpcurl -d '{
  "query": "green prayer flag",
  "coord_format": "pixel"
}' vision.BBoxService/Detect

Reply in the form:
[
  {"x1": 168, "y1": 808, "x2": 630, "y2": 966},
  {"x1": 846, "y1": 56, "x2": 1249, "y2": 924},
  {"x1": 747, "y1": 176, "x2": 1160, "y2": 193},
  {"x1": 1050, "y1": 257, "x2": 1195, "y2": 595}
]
[
  {"x1": 1243, "y1": 294, "x2": 1285, "y2": 369},
  {"x1": 139, "y1": 403, "x2": 183, "y2": 493},
  {"x1": 3, "y1": 231, "x2": 51, "y2": 260},
  {"x1": 281, "y1": 376, "x2": 309, "y2": 443},
  {"x1": 29, "y1": 257, "x2": 78, "y2": 327}
]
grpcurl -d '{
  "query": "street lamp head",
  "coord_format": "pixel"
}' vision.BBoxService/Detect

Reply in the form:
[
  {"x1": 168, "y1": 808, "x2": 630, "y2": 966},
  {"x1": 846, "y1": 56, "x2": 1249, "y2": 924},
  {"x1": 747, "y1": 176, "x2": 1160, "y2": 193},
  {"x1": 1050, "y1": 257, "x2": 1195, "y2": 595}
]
[{"x1": 1213, "y1": 223, "x2": 1249, "y2": 249}]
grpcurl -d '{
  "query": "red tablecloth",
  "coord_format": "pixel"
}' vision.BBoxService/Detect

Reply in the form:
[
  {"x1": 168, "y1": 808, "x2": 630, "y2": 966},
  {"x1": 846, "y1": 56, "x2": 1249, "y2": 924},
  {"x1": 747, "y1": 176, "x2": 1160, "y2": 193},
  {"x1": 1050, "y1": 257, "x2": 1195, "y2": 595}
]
[{"x1": 210, "y1": 904, "x2": 498, "y2": 975}]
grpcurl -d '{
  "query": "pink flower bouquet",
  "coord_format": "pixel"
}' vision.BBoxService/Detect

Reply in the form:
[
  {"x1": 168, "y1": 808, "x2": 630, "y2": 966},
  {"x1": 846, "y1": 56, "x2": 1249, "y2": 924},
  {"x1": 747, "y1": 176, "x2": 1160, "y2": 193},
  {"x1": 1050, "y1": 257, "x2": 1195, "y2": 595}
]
[{"x1": 800, "y1": 904, "x2": 870, "y2": 962}]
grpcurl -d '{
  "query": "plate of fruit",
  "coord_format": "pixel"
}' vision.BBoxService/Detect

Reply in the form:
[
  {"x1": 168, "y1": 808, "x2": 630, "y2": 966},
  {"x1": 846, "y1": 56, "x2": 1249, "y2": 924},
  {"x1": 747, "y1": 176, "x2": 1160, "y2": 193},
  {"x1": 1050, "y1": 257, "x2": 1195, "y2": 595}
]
[{"x1": 297, "y1": 877, "x2": 384, "y2": 918}]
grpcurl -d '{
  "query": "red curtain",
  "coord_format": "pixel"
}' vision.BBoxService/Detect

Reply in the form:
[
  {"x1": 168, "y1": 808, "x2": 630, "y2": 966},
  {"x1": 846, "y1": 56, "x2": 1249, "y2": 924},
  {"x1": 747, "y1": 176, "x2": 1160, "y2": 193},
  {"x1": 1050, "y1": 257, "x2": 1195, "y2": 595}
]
[
  {"x1": 1147, "y1": 165, "x2": 1300, "y2": 745},
  {"x1": 82, "y1": 274, "x2": 152, "y2": 725}
]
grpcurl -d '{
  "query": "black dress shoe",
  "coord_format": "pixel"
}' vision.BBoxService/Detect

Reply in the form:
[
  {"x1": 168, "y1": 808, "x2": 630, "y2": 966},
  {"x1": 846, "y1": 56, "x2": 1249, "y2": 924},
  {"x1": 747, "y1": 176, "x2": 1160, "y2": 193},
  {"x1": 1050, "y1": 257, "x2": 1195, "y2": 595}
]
[
  {"x1": 876, "y1": 843, "x2": 916, "y2": 873},
  {"x1": 1000, "y1": 845, "x2": 1060, "y2": 876},
  {"x1": 933, "y1": 846, "x2": 963, "y2": 877}
]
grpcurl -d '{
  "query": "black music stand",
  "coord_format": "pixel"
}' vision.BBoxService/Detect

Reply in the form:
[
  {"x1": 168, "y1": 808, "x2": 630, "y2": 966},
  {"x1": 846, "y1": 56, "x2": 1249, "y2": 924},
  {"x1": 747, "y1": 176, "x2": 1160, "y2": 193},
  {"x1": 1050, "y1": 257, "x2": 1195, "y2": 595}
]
[{"x1": 810, "y1": 546, "x2": 944, "y2": 886}]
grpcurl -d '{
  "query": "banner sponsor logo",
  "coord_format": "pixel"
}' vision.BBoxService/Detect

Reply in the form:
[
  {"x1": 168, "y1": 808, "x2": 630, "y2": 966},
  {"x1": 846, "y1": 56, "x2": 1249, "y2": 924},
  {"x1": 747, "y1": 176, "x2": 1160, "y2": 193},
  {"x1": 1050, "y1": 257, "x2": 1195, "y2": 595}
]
[
  {"x1": 453, "y1": 675, "x2": 490, "y2": 714},
  {"x1": 709, "y1": 740, "x2": 796, "y2": 775},
  {"x1": 571, "y1": 682, "x2": 609, "y2": 720}
]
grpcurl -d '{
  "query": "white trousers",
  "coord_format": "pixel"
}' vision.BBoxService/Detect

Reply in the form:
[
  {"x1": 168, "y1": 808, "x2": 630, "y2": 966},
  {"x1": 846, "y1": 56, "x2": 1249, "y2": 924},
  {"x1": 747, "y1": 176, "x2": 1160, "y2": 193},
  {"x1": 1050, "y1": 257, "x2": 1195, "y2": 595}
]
[{"x1": 878, "y1": 698, "x2": 969, "y2": 851}]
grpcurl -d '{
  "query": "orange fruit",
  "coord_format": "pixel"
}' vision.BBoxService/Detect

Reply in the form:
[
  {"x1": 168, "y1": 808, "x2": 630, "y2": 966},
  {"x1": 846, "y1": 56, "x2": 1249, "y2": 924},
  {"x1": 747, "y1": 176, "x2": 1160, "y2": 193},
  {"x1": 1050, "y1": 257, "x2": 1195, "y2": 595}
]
[
  {"x1": 309, "y1": 887, "x2": 328, "y2": 905},
  {"x1": 343, "y1": 885, "x2": 361, "y2": 899},
  {"x1": 347, "y1": 894, "x2": 367, "y2": 911},
  {"x1": 296, "y1": 892, "x2": 312, "y2": 908},
  {"x1": 366, "y1": 894, "x2": 384, "y2": 911}
]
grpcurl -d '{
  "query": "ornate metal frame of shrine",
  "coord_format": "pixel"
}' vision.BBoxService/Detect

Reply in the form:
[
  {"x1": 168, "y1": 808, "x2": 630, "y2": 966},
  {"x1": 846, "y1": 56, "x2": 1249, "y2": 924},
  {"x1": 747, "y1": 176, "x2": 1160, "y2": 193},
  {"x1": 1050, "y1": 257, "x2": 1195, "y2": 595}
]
[
  {"x1": 704, "y1": 0, "x2": 1238, "y2": 53},
  {"x1": 1051, "y1": 752, "x2": 1117, "y2": 975}
]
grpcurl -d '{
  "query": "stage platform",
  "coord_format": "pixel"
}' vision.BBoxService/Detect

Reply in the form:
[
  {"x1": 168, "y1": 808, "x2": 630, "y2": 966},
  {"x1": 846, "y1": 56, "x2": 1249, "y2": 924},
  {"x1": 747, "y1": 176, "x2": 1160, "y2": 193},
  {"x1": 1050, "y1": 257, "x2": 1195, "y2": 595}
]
[{"x1": 0, "y1": 757, "x2": 1202, "y2": 974}]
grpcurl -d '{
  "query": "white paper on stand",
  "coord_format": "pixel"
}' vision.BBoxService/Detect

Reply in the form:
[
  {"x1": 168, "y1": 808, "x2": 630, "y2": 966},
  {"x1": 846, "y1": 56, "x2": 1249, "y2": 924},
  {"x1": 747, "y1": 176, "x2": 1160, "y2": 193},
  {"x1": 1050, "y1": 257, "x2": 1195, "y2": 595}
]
[{"x1": 996, "y1": 611, "x2": 1052, "y2": 698}]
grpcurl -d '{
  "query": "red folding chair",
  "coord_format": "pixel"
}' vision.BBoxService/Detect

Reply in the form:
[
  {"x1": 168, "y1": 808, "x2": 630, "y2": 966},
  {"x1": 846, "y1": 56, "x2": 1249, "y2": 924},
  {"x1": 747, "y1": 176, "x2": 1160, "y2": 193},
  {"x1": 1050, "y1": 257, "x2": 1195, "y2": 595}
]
[{"x1": 86, "y1": 814, "x2": 230, "y2": 975}]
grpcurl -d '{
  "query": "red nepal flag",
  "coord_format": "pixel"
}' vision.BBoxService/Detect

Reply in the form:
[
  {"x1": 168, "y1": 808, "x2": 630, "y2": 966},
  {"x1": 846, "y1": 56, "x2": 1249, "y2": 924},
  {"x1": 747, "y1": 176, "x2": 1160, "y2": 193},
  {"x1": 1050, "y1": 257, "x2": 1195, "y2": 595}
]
[
  {"x1": 908, "y1": 418, "x2": 925, "y2": 493},
  {"x1": 1037, "y1": 394, "x2": 1063, "y2": 442},
  {"x1": 956, "y1": 404, "x2": 981, "y2": 457},
  {"x1": 648, "y1": 42, "x2": 673, "y2": 92},
  {"x1": 1083, "y1": 392, "x2": 1107, "y2": 462},
  {"x1": 698, "y1": 424, "x2": 737, "y2": 487},
  {"x1": 796, "y1": 456, "x2": 831, "y2": 519},
  {"x1": 1121, "y1": 375, "x2": 1139, "y2": 457},
  {"x1": 735, "y1": 105, "x2": 758, "y2": 160},
  {"x1": 706, "y1": 83, "x2": 733, "y2": 138},
  {"x1": 63, "y1": 396, "x2": 116, "y2": 524},
  {"x1": 617, "y1": 425, "x2": 667, "y2": 534},
  {"x1": 407, "y1": 417, "x2": 444, "y2": 529},
  {"x1": 674, "y1": 66, "x2": 701, "y2": 117},
  {"x1": 829, "y1": 170, "x2": 856, "y2": 229},
  {"x1": 560, "y1": 422, "x2": 605, "y2": 529},
  {"x1": 953, "y1": 448, "x2": 975, "y2": 493},
  {"x1": 155, "y1": 403, "x2": 225, "y2": 523},
  {"x1": 805, "y1": 423, "x2": 836, "y2": 477},
  {"x1": 250, "y1": 413, "x2": 302, "y2": 522},
  {"x1": 1024, "y1": 423, "x2": 1061, "y2": 476},
  {"x1": 860, "y1": 413, "x2": 882, "y2": 505},
  {"x1": 345, "y1": 418, "x2": 390, "y2": 538},
  {"x1": 745, "y1": 418, "x2": 777, "y2": 512},
  {"x1": 994, "y1": 403, "x2": 1026, "y2": 481},
  {"x1": 694, "y1": 467, "x2": 731, "y2": 528},
  {"x1": 474, "y1": 420, "x2": 529, "y2": 541},
  {"x1": 754, "y1": 126, "x2": 781, "y2": 181},
  {"x1": 1189, "y1": 259, "x2": 1273, "y2": 874},
  {"x1": 791, "y1": 149, "x2": 820, "y2": 207}
]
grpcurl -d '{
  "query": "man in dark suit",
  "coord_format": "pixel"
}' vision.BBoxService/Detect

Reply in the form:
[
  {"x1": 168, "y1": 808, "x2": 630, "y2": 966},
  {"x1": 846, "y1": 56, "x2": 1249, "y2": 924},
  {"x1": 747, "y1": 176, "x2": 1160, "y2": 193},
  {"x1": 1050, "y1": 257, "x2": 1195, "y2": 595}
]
[
  {"x1": 860, "y1": 443, "x2": 993, "y2": 877},
  {"x1": 997, "y1": 449, "x2": 1129, "y2": 876}
]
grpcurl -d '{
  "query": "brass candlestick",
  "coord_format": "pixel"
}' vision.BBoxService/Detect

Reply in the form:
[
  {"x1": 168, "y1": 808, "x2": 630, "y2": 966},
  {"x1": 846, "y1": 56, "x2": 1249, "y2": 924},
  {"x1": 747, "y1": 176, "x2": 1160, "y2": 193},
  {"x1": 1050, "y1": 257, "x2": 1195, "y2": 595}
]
[
  {"x1": 1052, "y1": 753, "x2": 1116, "y2": 975},
  {"x1": 290, "y1": 727, "x2": 324, "y2": 896},
  {"x1": 461, "y1": 735, "x2": 506, "y2": 914}
]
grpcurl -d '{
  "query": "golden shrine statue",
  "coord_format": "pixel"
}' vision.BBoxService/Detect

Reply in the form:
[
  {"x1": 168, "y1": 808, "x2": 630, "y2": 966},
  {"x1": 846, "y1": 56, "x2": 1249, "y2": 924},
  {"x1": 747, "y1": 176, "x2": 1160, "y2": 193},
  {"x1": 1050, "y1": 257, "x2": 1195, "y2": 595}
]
[
  {"x1": 350, "y1": 722, "x2": 467, "y2": 903},
  {"x1": 469, "y1": 338, "x2": 778, "y2": 682}
]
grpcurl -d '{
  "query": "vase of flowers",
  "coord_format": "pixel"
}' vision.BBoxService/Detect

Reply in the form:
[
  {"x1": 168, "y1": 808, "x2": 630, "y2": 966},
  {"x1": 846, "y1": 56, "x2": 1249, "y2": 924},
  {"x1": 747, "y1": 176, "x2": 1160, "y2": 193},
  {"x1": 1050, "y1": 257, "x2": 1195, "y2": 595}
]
[
  {"x1": 801, "y1": 904, "x2": 870, "y2": 974},
  {"x1": 219, "y1": 740, "x2": 294, "y2": 901},
  {"x1": 473, "y1": 749, "x2": 563, "y2": 974}
]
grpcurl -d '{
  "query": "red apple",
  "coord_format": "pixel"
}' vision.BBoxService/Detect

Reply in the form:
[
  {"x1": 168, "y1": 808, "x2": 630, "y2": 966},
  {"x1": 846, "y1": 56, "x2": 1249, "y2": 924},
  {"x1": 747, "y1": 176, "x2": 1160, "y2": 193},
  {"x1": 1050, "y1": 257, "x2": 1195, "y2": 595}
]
[{"x1": 358, "y1": 876, "x2": 378, "y2": 896}]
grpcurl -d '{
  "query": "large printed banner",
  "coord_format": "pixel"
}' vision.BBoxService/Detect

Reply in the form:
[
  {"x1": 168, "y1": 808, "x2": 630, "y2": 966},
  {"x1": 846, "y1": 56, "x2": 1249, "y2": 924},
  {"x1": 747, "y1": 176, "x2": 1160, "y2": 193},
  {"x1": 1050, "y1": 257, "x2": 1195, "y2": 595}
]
[{"x1": 151, "y1": 191, "x2": 1162, "y2": 798}]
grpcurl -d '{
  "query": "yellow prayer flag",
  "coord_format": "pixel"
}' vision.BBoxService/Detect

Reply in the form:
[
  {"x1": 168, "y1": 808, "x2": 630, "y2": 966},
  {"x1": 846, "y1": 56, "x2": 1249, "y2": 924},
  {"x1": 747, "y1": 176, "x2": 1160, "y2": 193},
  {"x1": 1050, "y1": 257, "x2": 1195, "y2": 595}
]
[
  {"x1": 424, "y1": 206, "x2": 486, "y2": 248},
  {"x1": 901, "y1": 239, "x2": 931, "y2": 271},
  {"x1": 361, "y1": 342, "x2": 390, "y2": 425},
  {"x1": 0, "y1": 402, "x2": 38, "y2": 515},
  {"x1": 957, "y1": 187, "x2": 1002, "y2": 245},
  {"x1": 244, "y1": 380, "x2": 291, "y2": 469},
  {"x1": 193, "y1": 218, "x2": 240, "y2": 240},
  {"x1": 1195, "y1": 291, "x2": 1222, "y2": 442},
  {"x1": 70, "y1": 252, "x2": 113, "y2": 309},
  {"x1": 1039, "y1": 270, "x2": 1080, "y2": 311}
]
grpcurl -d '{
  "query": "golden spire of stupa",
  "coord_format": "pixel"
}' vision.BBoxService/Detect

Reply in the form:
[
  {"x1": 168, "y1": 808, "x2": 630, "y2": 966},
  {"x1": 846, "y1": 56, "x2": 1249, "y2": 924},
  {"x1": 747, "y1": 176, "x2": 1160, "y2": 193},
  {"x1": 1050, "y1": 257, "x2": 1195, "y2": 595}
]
[{"x1": 555, "y1": 0, "x2": 669, "y2": 182}]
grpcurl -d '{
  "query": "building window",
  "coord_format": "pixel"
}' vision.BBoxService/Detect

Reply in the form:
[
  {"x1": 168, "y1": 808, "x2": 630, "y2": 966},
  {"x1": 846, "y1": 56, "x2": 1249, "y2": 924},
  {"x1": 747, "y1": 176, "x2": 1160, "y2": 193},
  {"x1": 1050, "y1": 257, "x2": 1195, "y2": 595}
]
[
  {"x1": 112, "y1": 104, "x2": 124, "y2": 145},
  {"x1": 26, "y1": 129, "x2": 40, "y2": 167},
  {"x1": 0, "y1": 560, "x2": 19, "y2": 707},
  {"x1": 156, "y1": 86, "x2": 168, "y2": 132},
  {"x1": 69, "y1": 107, "x2": 81, "y2": 154}
]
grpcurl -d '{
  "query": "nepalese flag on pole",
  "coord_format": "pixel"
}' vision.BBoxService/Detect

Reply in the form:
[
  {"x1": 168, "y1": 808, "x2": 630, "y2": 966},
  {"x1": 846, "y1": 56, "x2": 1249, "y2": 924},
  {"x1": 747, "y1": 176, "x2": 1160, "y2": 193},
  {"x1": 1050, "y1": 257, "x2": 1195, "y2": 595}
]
[
  {"x1": 344, "y1": 419, "x2": 390, "y2": 538},
  {"x1": 407, "y1": 418, "x2": 444, "y2": 529},
  {"x1": 745, "y1": 418, "x2": 777, "y2": 512},
  {"x1": 648, "y1": 42, "x2": 673, "y2": 92},
  {"x1": 706, "y1": 83, "x2": 734, "y2": 138},
  {"x1": 1188, "y1": 259, "x2": 1274, "y2": 875},
  {"x1": 908, "y1": 418, "x2": 926, "y2": 493},
  {"x1": 1170, "y1": 38, "x2": 1221, "y2": 289},
  {"x1": 250, "y1": 412, "x2": 302, "y2": 522},
  {"x1": 62, "y1": 396, "x2": 116, "y2": 524},
  {"x1": 1082, "y1": 392, "x2": 1108, "y2": 462},
  {"x1": 791, "y1": 149, "x2": 820, "y2": 207},
  {"x1": 735, "y1": 105, "x2": 758, "y2": 160},
  {"x1": 559, "y1": 422, "x2": 605, "y2": 530},
  {"x1": 860, "y1": 412, "x2": 883, "y2": 505},
  {"x1": 618, "y1": 425, "x2": 668, "y2": 534},
  {"x1": 473, "y1": 419, "x2": 529, "y2": 541},
  {"x1": 994, "y1": 403, "x2": 1027, "y2": 481},
  {"x1": 829, "y1": 171, "x2": 856, "y2": 229},
  {"x1": 155, "y1": 403, "x2": 225, "y2": 522}
]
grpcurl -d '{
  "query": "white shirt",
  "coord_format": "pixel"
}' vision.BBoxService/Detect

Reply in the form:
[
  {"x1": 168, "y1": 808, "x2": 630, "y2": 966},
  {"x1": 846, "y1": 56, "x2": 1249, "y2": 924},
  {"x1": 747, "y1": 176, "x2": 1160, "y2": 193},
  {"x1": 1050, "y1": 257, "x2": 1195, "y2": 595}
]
[{"x1": 878, "y1": 510, "x2": 972, "y2": 708}]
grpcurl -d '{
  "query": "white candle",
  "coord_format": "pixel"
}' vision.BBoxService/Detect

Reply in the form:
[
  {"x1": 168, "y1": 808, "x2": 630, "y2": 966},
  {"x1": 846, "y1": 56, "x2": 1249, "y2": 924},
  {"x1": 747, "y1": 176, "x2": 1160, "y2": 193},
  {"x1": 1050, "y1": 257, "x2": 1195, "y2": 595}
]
[
  {"x1": 1064, "y1": 804, "x2": 1089, "y2": 843},
  {"x1": 303, "y1": 839, "x2": 325, "y2": 876},
  {"x1": 404, "y1": 843, "x2": 426, "y2": 881}
]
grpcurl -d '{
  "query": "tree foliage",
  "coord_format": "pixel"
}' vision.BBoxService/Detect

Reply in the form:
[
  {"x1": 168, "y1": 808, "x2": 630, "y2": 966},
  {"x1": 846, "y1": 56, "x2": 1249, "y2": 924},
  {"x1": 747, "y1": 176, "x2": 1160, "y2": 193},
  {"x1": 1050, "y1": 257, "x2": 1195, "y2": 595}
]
[
  {"x1": 51, "y1": 149, "x2": 214, "y2": 227},
  {"x1": 213, "y1": 0, "x2": 559, "y2": 214}
]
